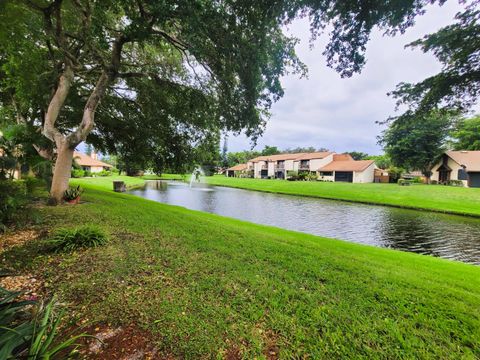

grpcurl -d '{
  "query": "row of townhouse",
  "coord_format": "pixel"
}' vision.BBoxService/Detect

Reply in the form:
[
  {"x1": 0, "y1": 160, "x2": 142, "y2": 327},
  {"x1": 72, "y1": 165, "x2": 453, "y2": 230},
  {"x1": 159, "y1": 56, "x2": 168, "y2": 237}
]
[{"x1": 227, "y1": 151, "x2": 377, "y2": 183}]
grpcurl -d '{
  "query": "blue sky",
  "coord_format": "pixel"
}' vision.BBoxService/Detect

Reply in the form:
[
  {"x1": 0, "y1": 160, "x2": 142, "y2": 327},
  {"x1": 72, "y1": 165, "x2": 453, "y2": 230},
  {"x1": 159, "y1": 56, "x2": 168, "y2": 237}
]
[{"x1": 227, "y1": 1, "x2": 468, "y2": 155}]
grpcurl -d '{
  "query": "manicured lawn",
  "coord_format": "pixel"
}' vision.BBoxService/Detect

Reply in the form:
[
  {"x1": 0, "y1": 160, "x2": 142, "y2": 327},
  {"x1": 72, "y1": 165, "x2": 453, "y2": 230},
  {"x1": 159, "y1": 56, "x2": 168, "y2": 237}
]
[
  {"x1": 141, "y1": 173, "x2": 186, "y2": 181},
  {"x1": 3, "y1": 178, "x2": 479, "y2": 358},
  {"x1": 206, "y1": 176, "x2": 480, "y2": 216}
]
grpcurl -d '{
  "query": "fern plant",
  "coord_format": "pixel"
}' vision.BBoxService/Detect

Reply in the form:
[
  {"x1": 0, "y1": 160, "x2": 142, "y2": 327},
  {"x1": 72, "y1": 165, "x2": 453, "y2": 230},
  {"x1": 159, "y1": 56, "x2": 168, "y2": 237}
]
[{"x1": 49, "y1": 225, "x2": 108, "y2": 252}]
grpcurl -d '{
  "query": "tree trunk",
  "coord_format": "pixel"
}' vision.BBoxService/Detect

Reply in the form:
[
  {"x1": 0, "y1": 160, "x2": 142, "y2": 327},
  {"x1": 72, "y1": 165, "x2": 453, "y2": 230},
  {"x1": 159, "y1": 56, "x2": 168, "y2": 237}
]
[{"x1": 49, "y1": 143, "x2": 74, "y2": 205}]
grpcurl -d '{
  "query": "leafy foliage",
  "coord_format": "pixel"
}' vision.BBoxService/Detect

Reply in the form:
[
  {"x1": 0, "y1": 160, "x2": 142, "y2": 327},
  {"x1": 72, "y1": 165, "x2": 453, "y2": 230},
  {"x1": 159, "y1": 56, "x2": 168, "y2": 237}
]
[
  {"x1": 49, "y1": 225, "x2": 108, "y2": 252},
  {"x1": 63, "y1": 186, "x2": 83, "y2": 202},
  {"x1": 389, "y1": 3, "x2": 480, "y2": 117},
  {"x1": 0, "y1": 180, "x2": 27, "y2": 233},
  {"x1": 345, "y1": 151, "x2": 369, "y2": 160},
  {"x1": 451, "y1": 115, "x2": 480, "y2": 150},
  {"x1": 0, "y1": 286, "x2": 89, "y2": 359},
  {"x1": 379, "y1": 111, "x2": 454, "y2": 177}
]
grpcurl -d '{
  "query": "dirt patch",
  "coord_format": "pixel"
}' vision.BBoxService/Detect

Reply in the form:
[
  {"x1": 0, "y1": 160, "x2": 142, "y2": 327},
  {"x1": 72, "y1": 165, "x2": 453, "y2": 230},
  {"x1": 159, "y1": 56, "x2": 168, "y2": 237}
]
[
  {"x1": 262, "y1": 330, "x2": 280, "y2": 360},
  {"x1": 80, "y1": 323, "x2": 161, "y2": 360},
  {"x1": 0, "y1": 274, "x2": 44, "y2": 301},
  {"x1": 0, "y1": 229, "x2": 45, "y2": 253}
]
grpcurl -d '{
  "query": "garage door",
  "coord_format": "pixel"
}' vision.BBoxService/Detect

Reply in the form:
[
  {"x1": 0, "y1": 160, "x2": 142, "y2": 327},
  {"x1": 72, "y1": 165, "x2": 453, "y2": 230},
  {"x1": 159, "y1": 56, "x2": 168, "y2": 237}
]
[
  {"x1": 335, "y1": 171, "x2": 353, "y2": 182},
  {"x1": 469, "y1": 172, "x2": 480, "y2": 188}
]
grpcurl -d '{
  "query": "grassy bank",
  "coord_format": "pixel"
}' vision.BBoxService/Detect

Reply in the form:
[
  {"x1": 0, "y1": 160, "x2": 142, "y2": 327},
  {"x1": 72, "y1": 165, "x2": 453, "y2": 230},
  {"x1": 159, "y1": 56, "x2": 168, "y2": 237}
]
[
  {"x1": 206, "y1": 176, "x2": 480, "y2": 217},
  {"x1": 2, "y1": 177, "x2": 479, "y2": 358}
]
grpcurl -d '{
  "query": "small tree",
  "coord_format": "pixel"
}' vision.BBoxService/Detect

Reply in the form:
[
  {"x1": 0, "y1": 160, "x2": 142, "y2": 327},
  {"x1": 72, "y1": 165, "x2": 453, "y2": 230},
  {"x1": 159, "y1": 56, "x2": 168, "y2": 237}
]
[{"x1": 379, "y1": 111, "x2": 454, "y2": 182}]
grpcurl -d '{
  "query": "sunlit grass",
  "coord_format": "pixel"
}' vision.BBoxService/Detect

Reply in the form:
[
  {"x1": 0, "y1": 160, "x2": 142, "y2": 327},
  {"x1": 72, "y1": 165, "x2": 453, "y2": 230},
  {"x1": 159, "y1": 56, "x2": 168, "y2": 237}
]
[{"x1": 4, "y1": 178, "x2": 478, "y2": 358}]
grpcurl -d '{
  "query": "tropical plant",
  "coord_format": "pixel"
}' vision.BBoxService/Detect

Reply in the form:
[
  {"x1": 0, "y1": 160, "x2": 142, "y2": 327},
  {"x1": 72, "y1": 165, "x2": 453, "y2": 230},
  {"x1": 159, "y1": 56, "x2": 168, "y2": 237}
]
[
  {"x1": 63, "y1": 186, "x2": 83, "y2": 202},
  {"x1": 48, "y1": 226, "x2": 108, "y2": 252},
  {"x1": 0, "y1": 285, "x2": 89, "y2": 359}
]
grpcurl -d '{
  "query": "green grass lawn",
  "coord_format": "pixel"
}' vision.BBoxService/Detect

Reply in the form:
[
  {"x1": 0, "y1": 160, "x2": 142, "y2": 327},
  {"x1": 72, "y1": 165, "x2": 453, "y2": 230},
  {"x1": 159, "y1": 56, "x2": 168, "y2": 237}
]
[
  {"x1": 206, "y1": 175, "x2": 480, "y2": 217},
  {"x1": 3, "y1": 177, "x2": 479, "y2": 358},
  {"x1": 141, "y1": 173, "x2": 186, "y2": 181}
]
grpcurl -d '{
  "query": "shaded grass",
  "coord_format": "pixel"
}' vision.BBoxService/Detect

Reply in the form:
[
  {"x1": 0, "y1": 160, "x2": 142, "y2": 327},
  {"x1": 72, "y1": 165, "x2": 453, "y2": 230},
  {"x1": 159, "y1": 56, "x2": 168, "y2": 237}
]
[
  {"x1": 3, "y1": 179, "x2": 480, "y2": 358},
  {"x1": 206, "y1": 176, "x2": 480, "y2": 217},
  {"x1": 141, "y1": 174, "x2": 186, "y2": 180}
]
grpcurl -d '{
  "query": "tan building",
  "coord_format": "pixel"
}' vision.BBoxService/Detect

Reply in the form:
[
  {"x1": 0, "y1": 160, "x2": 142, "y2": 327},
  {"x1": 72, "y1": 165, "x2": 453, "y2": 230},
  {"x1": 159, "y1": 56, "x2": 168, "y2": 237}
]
[
  {"x1": 226, "y1": 163, "x2": 248, "y2": 177},
  {"x1": 318, "y1": 158, "x2": 376, "y2": 183},
  {"x1": 430, "y1": 151, "x2": 480, "y2": 187},
  {"x1": 73, "y1": 151, "x2": 112, "y2": 173},
  {"x1": 244, "y1": 151, "x2": 376, "y2": 183}
]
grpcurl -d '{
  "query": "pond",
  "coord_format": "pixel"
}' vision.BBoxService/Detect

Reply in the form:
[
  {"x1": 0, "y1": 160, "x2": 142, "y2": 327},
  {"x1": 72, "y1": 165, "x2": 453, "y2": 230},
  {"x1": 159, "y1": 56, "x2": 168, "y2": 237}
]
[{"x1": 129, "y1": 180, "x2": 480, "y2": 265}]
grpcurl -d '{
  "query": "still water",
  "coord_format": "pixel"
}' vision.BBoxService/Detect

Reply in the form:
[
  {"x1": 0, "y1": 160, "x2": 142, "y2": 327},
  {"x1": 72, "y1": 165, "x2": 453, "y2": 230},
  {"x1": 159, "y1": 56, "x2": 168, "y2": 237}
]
[{"x1": 129, "y1": 181, "x2": 480, "y2": 265}]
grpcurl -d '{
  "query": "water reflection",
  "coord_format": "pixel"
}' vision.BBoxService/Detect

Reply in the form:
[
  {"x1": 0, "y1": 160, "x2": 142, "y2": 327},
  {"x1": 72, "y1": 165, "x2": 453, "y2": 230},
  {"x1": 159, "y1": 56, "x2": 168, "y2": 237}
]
[{"x1": 129, "y1": 181, "x2": 480, "y2": 265}]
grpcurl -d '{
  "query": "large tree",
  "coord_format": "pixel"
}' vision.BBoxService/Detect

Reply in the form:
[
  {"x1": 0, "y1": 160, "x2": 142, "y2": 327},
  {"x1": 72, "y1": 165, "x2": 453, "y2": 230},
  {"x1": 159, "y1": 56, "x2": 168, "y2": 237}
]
[
  {"x1": 1, "y1": 0, "x2": 444, "y2": 203},
  {"x1": 379, "y1": 111, "x2": 454, "y2": 181}
]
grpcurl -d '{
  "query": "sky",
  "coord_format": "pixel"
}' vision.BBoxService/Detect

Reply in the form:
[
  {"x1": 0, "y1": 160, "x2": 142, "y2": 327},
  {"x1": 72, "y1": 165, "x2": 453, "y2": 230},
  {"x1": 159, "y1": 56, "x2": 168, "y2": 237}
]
[{"x1": 227, "y1": 1, "x2": 467, "y2": 155}]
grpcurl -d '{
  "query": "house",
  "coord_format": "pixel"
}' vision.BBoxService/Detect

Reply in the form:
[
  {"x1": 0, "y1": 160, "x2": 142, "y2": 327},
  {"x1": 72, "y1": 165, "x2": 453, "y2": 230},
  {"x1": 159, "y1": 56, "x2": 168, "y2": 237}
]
[
  {"x1": 245, "y1": 151, "x2": 376, "y2": 182},
  {"x1": 226, "y1": 163, "x2": 248, "y2": 177},
  {"x1": 318, "y1": 157, "x2": 376, "y2": 183},
  {"x1": 430, "y1": 151, "x2": 480, "y2": 187},
  {"x1": 73, "y1": 151, "x2": 112, "y2": 173}
]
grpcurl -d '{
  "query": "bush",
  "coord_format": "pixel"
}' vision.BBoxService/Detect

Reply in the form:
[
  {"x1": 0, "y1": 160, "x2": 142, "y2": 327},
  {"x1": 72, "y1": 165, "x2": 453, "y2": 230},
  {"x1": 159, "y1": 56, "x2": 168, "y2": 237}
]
[
  {"x1": 49, "y1": 225, "x2": 108, "y2": 252},
  {"x1": 0, "y1": 180, "x2": 27, "y2": 232},
  {"x1": 448, "y1": 180, "x2": 464, "y2": 187},
  {"x1": 71, "y1": 169, "x2": 85, "y2": 178},
  {"x1": 84, "y1": 170, "x2": 92, "y2": 177},
  {"x1": 431, "y1": 180, "x2": 438, "y2": 185},
  {"x1": 97, "y1": 170, "x2": 111, "y2": 177}
]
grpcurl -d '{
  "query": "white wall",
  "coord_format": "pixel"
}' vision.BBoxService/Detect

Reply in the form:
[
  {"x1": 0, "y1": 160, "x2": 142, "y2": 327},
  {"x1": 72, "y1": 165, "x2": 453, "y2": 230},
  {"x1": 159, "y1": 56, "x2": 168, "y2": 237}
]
[
  {"x1": 353, "y1": 163, "x2": 376, "y2": 183},
  {"x1": 268, "y1": 162, "x2": 275, "y2": 177},
  {"x1": 310, "y1": 154, "x2": 334, "y2": 174},
  {"x1": 431, "y1": 157, "x2": 468, "y2": 186}
]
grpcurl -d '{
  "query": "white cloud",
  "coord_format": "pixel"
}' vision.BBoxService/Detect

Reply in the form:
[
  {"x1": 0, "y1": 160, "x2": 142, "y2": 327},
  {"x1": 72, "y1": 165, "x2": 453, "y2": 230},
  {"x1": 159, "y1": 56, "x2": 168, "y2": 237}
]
[{"x1": 229, "y1": 1, "x2": 466, "y2": 154}]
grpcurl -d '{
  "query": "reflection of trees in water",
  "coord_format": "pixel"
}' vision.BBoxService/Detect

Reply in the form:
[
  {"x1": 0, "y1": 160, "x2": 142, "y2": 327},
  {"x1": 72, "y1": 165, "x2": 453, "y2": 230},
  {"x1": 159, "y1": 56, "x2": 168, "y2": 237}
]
[
  {"x1": 144, "y1": 180, "x2": 168, "y2": 190},
  {"x1": 379, "y1": 209, "x2": 480, "y2": 264}
]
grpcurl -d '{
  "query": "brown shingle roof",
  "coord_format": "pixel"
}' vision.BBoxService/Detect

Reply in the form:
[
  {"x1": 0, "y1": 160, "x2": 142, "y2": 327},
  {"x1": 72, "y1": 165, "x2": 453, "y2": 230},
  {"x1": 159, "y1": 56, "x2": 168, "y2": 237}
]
[
  {"x1": 227, "y1": 163, "x2": 248, "y2": 171},
  {"x1": 73, "y1": 152, "x2": 112, "y2": 168},
  {"x1": 293, "y1": 152, "x2": 333, "y2": 160},
  {"x1": 332, "y1": 154, "x2": 354, "y2": 161},
  {"x1": 249, "y1": 151, "x2": 333, "y2": 163},
  {"x1": 319, "y1": 160, "x2": 375, "y2": 172},
  {"x1": 446, "y1": 151, "x2": 480, "y2": 171}
]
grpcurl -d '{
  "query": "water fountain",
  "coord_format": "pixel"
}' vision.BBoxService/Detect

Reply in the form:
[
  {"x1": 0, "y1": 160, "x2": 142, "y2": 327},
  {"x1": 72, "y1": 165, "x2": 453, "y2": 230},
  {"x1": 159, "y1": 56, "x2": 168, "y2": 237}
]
[{"x1": 189, "y1": 167, "x2": 204, "y2": 188}]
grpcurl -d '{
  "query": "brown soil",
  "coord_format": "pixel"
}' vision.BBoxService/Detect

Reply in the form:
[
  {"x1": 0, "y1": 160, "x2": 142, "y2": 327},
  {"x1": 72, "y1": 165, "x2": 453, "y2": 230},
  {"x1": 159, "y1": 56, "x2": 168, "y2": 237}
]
[{"x1": 78, "y1": 323, "x2": 164, "y2": 360}]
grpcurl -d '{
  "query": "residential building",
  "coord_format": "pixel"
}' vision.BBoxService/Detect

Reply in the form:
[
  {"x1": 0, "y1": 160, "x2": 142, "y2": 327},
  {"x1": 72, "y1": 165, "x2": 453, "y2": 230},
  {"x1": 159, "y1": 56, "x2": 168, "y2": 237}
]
[
  {"x1": 318, "y1": 158, "x2": 376, "y2": 183},
  {"x1": 73, "y1": 151, "x2": 112, "y2": 173},
  {"x1": 430, "y1": 151, "x2": 480, "y2": 187},
  {"x1": 226, "y1": 163, "x2": 248, "y2": 177},
  {"x1": 243, "y1": 151, "x2": 377, "y2": 183}
]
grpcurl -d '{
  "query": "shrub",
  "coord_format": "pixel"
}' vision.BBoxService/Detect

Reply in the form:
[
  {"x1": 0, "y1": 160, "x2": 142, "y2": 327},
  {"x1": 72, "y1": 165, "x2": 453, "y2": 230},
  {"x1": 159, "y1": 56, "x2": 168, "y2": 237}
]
[
  {"x1": 431, "y1": 180, "x2": 438, "y2": 185},
  {"x1": 49, "y1": 225, "x2": 108, "y2": 252},
  {"x1": 71, "y1": 169, "x2": 85, "y2": 178},
  {"x1": 97, "y1": 170, "x2": 111, "y2": 177},
  {"x1": 305, "y1": 173, "x2": 318, "y2": 181},
  {"x1": 83, "y1": 170, "x2": 92, "y2": 177},
  {"x1": 0, "y1": 180, "x2": 27, "y2": 232},
  {"x1": 448, "y1": 180, "x2": 464, "y2": 187}
]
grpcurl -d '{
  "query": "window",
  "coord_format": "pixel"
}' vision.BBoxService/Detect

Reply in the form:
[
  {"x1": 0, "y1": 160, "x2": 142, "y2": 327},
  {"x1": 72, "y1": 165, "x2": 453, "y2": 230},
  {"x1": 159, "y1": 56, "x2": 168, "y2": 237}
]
[
  {"x1": 320, "y1": 171, "x2": 333, "y2": 176},
  {"x1": 458, "y1": 168, "x2": 468, "y2": 180}
]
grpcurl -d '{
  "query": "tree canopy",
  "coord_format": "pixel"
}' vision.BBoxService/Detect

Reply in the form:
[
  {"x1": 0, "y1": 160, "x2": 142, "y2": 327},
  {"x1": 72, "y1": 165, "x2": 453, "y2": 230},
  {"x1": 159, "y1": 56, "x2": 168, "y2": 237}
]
[
  {"x1": 0, "y1": 0, "x2": 449, "y2": 202},
  {"x1": 389, "y1": 3, "x2": 479, "y2": 118},
  {"x1": 451, "y1": 115, "x2": 480, "y2": 151},
  {"x1": 379, "y1": 111, "x2": 454, "y2": 178}
]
